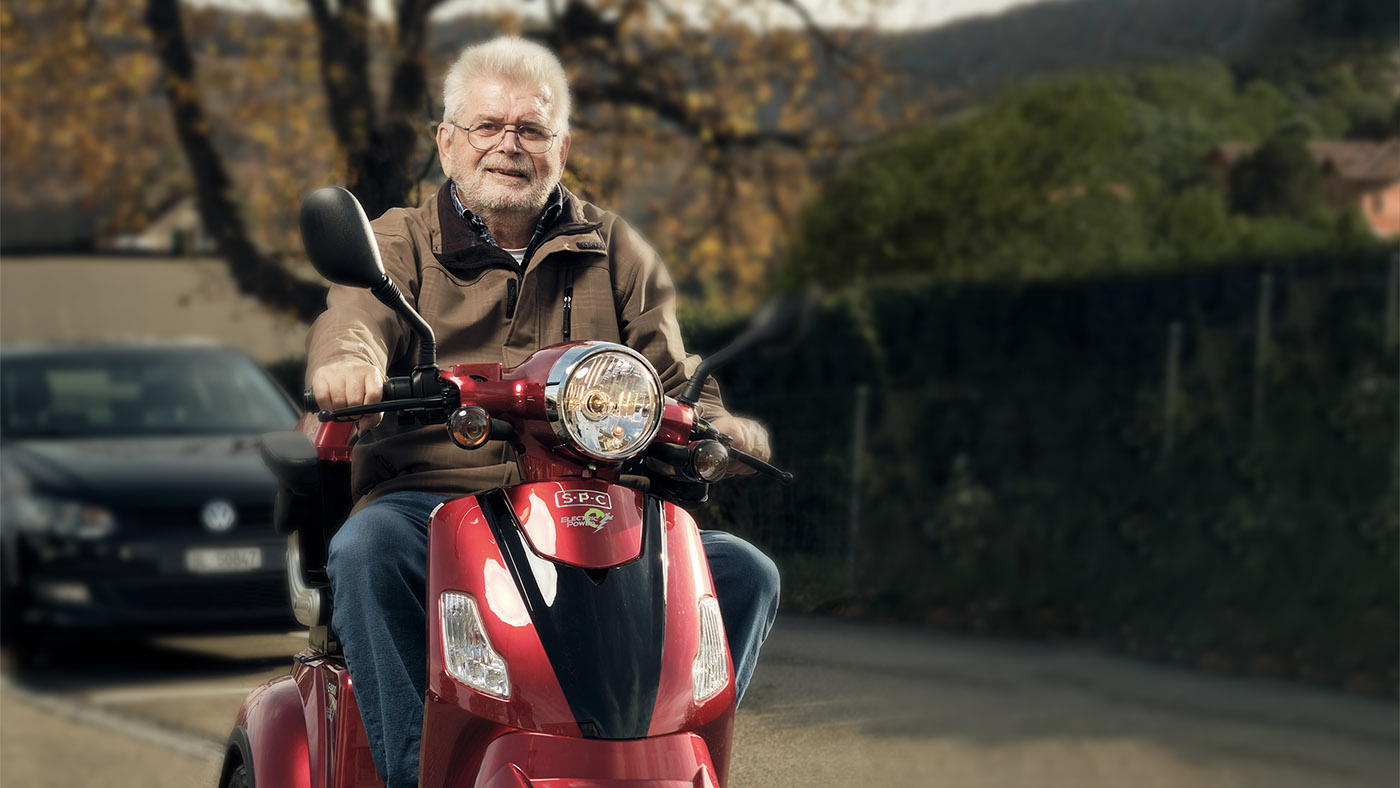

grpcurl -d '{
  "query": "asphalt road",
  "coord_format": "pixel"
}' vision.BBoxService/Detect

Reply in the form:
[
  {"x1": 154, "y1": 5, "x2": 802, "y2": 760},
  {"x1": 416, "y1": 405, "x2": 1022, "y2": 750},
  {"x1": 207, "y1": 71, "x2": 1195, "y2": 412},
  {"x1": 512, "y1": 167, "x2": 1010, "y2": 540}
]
[{"x1": 1, "y1": 617, "x2": 1395, "y2": 788}]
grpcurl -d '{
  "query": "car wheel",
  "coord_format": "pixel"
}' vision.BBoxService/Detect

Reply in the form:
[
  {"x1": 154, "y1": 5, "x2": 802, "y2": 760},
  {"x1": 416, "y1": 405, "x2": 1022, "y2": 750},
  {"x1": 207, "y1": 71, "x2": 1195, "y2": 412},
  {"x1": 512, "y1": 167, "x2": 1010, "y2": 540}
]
[
  {"x1": 0, "y1": 592, "x2": 44, "y2": 673},
  {"x1": 0, "y1": 624, "x2": 63, "y2": 672}
]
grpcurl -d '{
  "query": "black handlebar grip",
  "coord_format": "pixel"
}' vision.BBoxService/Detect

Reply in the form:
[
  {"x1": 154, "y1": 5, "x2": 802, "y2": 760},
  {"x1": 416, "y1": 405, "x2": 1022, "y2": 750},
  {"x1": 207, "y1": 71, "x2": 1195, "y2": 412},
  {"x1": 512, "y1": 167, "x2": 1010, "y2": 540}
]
[{"x1": 383, "y1": 376, "x2": 415, "y2": 401}]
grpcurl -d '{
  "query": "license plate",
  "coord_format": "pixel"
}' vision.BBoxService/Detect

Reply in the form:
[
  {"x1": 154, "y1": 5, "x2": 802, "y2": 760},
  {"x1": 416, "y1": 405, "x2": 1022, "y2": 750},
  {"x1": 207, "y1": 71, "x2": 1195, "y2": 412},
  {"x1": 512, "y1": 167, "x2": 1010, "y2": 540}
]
[{"x1": 185, "y1": 547, "x2": 262, "y2": 574}]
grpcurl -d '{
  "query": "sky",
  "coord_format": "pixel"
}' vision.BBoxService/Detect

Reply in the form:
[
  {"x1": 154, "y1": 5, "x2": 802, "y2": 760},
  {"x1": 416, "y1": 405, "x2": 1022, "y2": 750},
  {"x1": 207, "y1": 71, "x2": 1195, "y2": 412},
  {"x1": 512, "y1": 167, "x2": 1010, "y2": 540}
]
[
  {"x1": 430, "y1": 0, "x2": 1057, "y2": 30},
  {"x1": 192, "y1": 0, "x2": 1059, "y2": 32}
]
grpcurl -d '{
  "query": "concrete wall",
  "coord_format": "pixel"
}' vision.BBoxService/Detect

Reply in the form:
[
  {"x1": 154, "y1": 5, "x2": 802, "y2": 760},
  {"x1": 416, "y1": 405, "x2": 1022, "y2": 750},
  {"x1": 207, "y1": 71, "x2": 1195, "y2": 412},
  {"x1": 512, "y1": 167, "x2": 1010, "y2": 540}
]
[{"x1": 0, "y1": 256, "x2": 312, "y2": 364}]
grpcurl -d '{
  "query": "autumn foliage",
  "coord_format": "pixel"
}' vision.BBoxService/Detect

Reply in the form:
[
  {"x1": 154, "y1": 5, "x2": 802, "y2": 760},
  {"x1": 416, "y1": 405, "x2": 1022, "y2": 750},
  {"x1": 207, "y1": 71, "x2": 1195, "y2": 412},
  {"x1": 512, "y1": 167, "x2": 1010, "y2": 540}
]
[{"x1": 2, "y1": 0, "x2": 896, "y2": 317}]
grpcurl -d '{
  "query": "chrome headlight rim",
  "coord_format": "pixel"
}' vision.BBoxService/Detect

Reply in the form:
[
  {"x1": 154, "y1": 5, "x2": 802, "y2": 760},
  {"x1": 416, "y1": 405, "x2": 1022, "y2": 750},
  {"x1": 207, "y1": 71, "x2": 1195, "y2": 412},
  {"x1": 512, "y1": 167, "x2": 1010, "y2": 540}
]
[{"x1": 543, "y1": 342, "x2": 664, "y2": 462}]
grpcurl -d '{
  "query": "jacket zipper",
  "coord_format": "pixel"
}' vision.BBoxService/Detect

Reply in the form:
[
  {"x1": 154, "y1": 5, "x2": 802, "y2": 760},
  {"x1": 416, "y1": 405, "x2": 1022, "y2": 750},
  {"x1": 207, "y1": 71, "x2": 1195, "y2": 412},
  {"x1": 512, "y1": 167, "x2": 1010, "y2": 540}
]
[
  {"x1": 563, "y1": 286, "x2": 573, "y2": 341},
  {"x1": 505, "y1": 277, "x2": 519, "y2": 319}
]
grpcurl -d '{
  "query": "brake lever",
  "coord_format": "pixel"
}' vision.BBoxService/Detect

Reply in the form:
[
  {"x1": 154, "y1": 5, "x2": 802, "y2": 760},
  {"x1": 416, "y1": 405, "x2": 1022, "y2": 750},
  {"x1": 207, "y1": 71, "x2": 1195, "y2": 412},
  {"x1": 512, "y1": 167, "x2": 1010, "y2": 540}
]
[
  {"x1": 317, "y1": 396, "x2": 447, "y2": 422},
  {"x1": 691, "y1": 415, "x2": 794, "y2": 484},
  {"x1": 726, "y1": 445, "x2": 795, "y2": 485}
]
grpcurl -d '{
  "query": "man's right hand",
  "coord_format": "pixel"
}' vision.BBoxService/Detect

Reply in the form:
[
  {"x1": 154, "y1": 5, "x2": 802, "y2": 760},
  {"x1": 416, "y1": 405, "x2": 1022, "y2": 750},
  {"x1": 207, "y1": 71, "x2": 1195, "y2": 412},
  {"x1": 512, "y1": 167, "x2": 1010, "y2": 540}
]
[{"x1": 311, "y1": 360, "x2": 386, "y2": 429}]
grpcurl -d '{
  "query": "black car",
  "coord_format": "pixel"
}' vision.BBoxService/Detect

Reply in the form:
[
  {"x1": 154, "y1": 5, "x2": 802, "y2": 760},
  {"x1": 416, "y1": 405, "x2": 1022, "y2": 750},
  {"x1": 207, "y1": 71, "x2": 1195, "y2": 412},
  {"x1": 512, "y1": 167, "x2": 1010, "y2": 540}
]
[{"x1": 0, "y1": 343, "x2": 301, "y2": 660}]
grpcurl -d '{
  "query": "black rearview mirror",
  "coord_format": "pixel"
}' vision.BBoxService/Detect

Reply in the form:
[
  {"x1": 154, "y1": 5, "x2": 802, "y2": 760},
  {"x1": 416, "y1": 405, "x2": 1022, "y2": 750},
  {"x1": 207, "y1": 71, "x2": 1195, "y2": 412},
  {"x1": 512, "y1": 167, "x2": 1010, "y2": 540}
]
[
  {"x1": 300, "y1": 186, "x2": 387, "y2": 289},
  {"x1": 300, "y1": 185, "x2": 438, "y2": 371},
  {"x1": 677, "y1": 288, "x2": 820, "y2": 405},
  {"x1": 735, "y1": 290, "x2": 818, "y2": 356}
]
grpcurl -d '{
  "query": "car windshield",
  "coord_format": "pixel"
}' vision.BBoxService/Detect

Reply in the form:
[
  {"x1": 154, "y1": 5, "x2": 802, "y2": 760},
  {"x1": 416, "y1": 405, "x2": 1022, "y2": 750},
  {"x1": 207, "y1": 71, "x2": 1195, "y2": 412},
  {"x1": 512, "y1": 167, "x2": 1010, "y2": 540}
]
[{"x1": 0, "y1": 350, "x2": 299, "y2": 438}]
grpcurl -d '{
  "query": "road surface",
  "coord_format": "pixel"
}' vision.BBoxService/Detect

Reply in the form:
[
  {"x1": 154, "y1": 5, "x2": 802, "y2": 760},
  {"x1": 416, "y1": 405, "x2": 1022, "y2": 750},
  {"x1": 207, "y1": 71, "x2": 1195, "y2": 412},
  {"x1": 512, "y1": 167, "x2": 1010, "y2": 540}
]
[{"x1": 2, "y1": 616, "x2": 1395, "y2": 787}]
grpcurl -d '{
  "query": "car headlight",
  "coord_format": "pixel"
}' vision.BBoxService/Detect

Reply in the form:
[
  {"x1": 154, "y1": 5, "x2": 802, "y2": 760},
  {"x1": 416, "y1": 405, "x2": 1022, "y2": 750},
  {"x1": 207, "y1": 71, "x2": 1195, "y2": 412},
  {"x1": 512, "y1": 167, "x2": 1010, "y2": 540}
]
[
  {"x1": 545, "y1": 343, "x2": 663, "y2": 462},
  {"x1": 692, "y1": 595, "x2": 729, "y2": 703},
  {"x1": 440, "y1": 591, "x2": 510, "y2": 699},
  {"x1": 2, "y1": 493, "x2": 116, "y2": 539}
]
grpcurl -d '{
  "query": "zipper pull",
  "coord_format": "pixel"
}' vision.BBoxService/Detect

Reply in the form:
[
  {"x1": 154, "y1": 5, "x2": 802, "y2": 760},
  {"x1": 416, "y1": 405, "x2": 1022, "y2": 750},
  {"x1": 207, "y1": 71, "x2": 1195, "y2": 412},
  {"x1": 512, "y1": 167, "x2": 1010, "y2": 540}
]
[
  {"x1": 563, "y1": 287, "x2": 573, "y2": 341},
  {"x1": 506, "y1": 278, "x2": 519, "y2": 319}
]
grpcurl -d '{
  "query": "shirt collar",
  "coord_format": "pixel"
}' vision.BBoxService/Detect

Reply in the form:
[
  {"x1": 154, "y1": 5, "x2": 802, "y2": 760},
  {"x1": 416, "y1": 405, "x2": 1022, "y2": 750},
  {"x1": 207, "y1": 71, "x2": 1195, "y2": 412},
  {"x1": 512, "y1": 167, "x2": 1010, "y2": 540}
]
[{"x1": 449, "y1": 182, "x2": 564, "y2": 255}]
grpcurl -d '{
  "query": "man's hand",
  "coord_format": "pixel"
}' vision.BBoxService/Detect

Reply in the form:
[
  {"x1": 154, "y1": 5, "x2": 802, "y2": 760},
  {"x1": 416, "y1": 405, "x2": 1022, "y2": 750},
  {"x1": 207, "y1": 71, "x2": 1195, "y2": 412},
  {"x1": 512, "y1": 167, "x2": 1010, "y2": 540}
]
[
  {"x1": 311, "y1": 360, "x2": 386, "y2": 429},
  {"x1": 710, "y1": 415, "x2": 771, "y2": 476}
]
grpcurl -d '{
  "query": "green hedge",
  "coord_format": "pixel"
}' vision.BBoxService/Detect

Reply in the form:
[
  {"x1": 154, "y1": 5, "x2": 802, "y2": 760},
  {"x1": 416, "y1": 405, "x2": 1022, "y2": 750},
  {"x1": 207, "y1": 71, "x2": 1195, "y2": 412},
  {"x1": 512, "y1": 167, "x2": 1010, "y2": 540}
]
[{"x1": 690, "y1": 250, "x2": 1397, "y2": 693}]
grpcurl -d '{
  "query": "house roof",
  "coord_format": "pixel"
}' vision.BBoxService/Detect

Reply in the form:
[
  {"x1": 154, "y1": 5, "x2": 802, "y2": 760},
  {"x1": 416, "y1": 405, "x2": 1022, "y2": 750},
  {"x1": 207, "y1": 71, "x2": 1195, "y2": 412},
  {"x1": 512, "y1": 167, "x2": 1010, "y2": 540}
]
[
  {"x1": 1310, "y1": 139, "x2": 1400, "y2": 185},
  {"x1": 1212, "y1": 139, "x2": 1400, "y2": 186}
]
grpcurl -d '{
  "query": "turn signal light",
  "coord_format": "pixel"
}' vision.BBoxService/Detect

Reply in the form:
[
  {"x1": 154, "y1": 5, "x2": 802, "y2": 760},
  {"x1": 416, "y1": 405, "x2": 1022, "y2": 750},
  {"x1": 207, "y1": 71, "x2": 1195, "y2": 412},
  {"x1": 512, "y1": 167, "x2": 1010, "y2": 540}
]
[{"x1": 447, "y1": 406, "x2": 493, "y2": 449}]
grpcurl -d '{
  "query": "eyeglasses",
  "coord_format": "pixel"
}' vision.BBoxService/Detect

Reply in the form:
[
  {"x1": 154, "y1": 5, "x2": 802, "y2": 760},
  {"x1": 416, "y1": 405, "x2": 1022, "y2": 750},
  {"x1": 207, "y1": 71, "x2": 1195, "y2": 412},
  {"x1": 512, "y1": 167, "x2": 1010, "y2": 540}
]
[{"x1": 452, "y1": 121, "x2": 557, "y2": 154}]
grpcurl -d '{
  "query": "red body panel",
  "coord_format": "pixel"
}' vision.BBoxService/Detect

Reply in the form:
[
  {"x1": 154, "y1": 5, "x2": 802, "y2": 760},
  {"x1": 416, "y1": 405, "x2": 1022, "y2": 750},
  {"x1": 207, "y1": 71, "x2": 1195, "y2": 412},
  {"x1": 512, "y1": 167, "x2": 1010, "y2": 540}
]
[
  {"x1": 416, "y1": 492, "x2": 734, "y2": 786},
  {"x1": 311, "y1": 418, "x2": 356, "y2": 462},
  {"x1": 319, "y1": 660, "x2": 382, "y2": 788},
  {"x1": 238, "y1": 656, "x2": 383, "y2": 788},
  {"x1": 648, "y1": 505, "x2": 736, "y2": 741},
  {"x1": 474, "y1": 731, "x2": 721, "y2": 787},
  {"x1": 655, "y1": 402, "x2": 695, "y2": 447},
  {"x1": 234, "y1": 674, "x2": 312, "y2": 788},
  {"x1": 425, "y1": 496, "x2": 580, "y2": 734},
  {"x1": 504, "y1": 481, "x2": 644, "y2": 569}
]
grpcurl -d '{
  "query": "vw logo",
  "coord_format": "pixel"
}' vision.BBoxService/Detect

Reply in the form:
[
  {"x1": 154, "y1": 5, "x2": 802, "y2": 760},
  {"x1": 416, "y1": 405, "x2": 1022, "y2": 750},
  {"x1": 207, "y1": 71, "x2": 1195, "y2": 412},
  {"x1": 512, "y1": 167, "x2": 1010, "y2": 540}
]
[{"x1": 201, "y1": 500, "x2": 237, "y2": 533}]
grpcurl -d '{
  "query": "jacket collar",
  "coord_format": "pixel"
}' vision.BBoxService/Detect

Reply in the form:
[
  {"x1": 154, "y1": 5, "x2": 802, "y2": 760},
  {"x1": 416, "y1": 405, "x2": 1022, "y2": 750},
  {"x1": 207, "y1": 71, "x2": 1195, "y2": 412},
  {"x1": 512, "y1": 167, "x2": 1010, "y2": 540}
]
[
  {"x1": 435, "y1": 180, "x2": 478, "y2": 263},
  {"x1": 434, "y1": 180, "x2": 603, "y2": 266}
]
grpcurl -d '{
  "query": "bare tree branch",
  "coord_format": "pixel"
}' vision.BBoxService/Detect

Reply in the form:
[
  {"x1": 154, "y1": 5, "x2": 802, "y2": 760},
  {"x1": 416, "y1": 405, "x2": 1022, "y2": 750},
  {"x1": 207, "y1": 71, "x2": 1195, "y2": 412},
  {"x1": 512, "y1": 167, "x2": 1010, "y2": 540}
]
[{"x1": 143, "y1": 0, "x2": 326, "y2": 323}]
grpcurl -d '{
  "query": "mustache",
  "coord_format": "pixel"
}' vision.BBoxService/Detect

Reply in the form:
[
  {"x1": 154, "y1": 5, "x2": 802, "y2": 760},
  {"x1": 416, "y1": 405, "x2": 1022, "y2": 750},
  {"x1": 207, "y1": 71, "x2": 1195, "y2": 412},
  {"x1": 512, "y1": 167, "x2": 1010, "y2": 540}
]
[{"x1": 478, "y1": 155, "x2": 532, "y2": 177}]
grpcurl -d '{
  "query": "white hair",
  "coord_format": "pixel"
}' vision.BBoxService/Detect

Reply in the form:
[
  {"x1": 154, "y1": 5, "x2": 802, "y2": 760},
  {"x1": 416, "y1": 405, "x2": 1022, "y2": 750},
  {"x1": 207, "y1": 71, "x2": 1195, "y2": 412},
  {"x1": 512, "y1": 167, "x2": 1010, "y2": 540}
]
[{"x1": 442, "y1": 36, "x2": 571, "y2": 133}]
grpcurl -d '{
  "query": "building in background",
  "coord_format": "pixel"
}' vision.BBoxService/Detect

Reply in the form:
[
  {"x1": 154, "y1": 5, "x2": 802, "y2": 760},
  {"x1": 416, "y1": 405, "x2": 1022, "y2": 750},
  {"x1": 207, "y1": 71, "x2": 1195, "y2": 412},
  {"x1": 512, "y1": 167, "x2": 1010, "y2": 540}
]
[
  {"x1": 0, "y1": 256, "x2": 309, "y2": 364},
  {"x1": 1210, "y1": 139, "x2": 1400, "y2": 238}
]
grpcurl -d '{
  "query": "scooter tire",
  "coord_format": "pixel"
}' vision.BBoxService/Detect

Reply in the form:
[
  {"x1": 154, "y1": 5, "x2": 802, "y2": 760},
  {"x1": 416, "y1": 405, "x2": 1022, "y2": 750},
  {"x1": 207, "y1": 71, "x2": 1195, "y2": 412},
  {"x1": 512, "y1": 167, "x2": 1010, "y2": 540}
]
[{"x1": 221, "y1": 763, "x2": 251, "y2": 788}]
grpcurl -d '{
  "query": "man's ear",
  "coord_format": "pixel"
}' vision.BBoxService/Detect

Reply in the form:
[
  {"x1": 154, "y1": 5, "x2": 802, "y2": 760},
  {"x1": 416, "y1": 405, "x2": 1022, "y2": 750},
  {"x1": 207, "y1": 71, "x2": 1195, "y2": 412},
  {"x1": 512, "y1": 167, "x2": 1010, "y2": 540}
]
[
  {"x1": 558, "y1": 131, "x2": 571, "y2": 171},
  {"x1": 436, "y1": 122, "x2": 455, "y2": 179}
]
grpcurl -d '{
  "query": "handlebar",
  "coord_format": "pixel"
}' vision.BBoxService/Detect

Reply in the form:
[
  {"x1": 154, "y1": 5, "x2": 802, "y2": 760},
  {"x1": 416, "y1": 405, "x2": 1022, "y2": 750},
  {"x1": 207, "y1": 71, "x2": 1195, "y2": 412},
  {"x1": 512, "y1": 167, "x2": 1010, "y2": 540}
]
[
  {"x1": 315, "y1": 396, "x2": 447, "y2": 422},
  {"x1": 305, "y1": 373, "x2": 453, "y2": 425},
  {"x1": 305, "y1": 376, "x2": 793, "y2": 485}
]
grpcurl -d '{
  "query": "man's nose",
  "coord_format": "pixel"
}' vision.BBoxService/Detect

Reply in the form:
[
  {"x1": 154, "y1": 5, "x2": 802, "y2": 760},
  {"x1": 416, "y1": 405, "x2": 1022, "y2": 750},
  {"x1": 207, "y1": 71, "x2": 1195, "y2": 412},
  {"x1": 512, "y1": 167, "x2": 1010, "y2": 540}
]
[{"x1": 494, "y1": 128, "x2": 523, "y2": 153}]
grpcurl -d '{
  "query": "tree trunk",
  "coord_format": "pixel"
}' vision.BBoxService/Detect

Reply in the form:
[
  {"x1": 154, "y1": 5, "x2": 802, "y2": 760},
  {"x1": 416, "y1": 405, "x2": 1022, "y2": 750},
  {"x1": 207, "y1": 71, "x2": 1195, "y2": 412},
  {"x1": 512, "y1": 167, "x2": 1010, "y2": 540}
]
[
  {"x1": 308, "y1": 0, "x2": 438, "y2": 220},
  {"x1": 144, "y1": 0, "x2": 326, "y2": 324}
]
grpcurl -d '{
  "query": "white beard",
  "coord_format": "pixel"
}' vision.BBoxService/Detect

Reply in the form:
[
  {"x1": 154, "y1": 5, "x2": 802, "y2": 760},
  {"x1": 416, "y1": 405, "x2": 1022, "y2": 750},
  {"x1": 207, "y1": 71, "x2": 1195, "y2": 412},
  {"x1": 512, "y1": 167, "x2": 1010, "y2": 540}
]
[{"x1": 454, "y1": 152, "x2": 556, "y2": 215}]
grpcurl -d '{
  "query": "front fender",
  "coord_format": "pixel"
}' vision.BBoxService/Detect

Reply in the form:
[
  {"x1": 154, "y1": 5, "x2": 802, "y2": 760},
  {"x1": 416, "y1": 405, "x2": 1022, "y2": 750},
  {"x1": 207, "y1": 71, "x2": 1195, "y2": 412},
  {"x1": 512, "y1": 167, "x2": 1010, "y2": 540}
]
[{"x1": 229, "y1": 675, "x2": 312, "y2": 788}]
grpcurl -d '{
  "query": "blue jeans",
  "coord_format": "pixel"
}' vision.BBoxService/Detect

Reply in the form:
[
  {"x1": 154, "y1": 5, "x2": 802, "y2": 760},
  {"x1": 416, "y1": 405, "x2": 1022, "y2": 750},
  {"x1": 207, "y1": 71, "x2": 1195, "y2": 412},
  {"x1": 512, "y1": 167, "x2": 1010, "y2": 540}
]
[{"x1": 326, "y1": 491, "x2": 780, "y2": 788}]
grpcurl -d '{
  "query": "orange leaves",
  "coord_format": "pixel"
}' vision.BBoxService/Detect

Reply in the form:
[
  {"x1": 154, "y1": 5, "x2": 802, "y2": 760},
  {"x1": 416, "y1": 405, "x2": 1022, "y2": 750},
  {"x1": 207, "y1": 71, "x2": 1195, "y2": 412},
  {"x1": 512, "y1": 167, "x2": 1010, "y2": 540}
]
[
  {"x1": 2, "y1": 1, "x2": 169, "y2": 218},
  {"x1": 10, "y1": 0, "x2": 892, "y2": 312}
]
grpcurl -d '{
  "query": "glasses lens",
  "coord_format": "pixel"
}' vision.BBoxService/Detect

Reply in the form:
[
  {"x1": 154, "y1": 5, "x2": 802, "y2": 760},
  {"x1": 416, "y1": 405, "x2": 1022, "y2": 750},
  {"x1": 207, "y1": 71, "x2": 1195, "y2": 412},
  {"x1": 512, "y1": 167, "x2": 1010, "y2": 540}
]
[{"x1": 467, "y1": 124, "x2": 551, "y2": 153}]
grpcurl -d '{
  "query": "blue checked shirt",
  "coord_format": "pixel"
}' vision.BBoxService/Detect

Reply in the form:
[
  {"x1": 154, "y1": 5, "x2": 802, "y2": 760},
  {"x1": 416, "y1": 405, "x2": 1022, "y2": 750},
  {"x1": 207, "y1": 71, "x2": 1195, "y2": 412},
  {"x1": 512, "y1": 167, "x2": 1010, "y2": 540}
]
[{"x1": 449, "y1": 183, "x2": 564, "y2": 266}]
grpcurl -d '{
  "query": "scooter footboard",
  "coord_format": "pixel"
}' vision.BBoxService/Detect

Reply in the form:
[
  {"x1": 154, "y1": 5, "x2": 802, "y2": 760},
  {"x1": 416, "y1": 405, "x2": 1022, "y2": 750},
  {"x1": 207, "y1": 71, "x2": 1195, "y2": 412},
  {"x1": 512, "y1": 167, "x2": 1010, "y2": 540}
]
[{"x1": 474, "y1": 731, "x2": 722, "y2": 788}]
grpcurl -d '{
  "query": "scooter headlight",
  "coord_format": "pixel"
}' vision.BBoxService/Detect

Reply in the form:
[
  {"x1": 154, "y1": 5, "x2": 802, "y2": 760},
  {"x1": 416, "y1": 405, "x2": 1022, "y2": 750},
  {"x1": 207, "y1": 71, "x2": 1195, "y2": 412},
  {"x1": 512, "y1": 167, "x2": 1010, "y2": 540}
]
[
  {"x1": 440, "y1": 591, "x2": 510, "y2": 699},
  {"x1": 692, "y1": 595, "x2": 729, "y2": 703},
  {"x1": 545, "y1": 343, "x2": 663, "y2": 462}
]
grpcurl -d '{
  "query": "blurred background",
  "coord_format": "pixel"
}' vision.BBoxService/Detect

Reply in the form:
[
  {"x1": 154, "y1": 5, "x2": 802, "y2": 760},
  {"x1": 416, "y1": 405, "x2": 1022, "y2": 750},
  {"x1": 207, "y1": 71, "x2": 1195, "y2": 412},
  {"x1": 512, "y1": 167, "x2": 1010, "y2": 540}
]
[{"x1": 1, "y1": 0, "x2": 1396, "y2": 786}]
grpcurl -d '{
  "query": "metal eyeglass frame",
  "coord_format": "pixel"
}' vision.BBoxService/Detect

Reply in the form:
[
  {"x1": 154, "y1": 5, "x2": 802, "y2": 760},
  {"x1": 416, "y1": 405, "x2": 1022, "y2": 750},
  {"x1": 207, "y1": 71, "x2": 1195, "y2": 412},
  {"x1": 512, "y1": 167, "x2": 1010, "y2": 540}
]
[{"x1": 451, "y1": 121, "x2": 557, "y2": 154}]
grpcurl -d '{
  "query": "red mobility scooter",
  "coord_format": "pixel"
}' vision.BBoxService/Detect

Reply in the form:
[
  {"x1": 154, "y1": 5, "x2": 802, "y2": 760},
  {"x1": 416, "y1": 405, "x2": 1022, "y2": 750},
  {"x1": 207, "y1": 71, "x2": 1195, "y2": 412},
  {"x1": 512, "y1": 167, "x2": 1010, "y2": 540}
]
[{"x1": 218, "y1": 187, "x2": 800, "y2": 787}]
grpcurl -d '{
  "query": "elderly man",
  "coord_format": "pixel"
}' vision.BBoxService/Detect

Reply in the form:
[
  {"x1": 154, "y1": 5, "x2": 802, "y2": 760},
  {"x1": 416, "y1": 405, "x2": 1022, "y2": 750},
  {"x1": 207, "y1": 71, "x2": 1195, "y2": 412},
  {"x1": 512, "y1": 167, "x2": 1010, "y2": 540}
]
[{"x1": 307, "y1": 36, "x2": 780, "y2": 787}]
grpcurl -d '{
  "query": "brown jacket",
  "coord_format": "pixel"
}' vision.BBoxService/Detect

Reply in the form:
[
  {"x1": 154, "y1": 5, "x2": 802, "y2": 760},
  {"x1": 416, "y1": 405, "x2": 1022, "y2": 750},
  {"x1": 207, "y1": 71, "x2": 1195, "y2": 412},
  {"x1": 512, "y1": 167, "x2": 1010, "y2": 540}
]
[{"x1": 307, "y1": 181, "x2": 729, "y2": 506}]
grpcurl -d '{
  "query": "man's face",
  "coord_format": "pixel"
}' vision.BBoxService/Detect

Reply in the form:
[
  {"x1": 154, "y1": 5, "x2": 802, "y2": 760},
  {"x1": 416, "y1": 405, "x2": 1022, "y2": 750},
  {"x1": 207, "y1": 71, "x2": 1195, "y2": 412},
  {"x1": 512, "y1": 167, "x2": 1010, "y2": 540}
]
[{"x1": 437, "y1": 77, "x2": 571, "y2": 216}]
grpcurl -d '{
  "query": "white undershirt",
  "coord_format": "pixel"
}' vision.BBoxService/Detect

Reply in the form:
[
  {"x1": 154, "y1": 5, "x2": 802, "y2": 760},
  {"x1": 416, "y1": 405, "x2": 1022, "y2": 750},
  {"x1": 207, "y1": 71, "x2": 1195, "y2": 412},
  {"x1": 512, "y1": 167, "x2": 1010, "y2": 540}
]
[{"x1": 502, "y1": 246, "x2": 527, "y2": 265}]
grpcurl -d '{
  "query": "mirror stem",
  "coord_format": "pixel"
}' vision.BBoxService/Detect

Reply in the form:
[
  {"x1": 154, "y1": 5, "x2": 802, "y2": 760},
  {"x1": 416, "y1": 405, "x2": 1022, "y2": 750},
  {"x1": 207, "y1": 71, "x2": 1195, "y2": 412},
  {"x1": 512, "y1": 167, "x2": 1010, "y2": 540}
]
[
  {"x1": 369, "y1": 275, "x2": 437, "y2": 370},
  {"x1": 678, "y1": 344, "x2": 743, "y2": 405}
]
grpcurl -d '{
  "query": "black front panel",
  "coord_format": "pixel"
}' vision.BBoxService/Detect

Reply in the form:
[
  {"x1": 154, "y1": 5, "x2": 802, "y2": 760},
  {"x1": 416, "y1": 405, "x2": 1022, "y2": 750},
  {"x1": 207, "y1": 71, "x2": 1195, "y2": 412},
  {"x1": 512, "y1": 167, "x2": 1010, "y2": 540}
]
[{"x1": 481, "y1": 491, "x2": 666, "y2": 739}]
